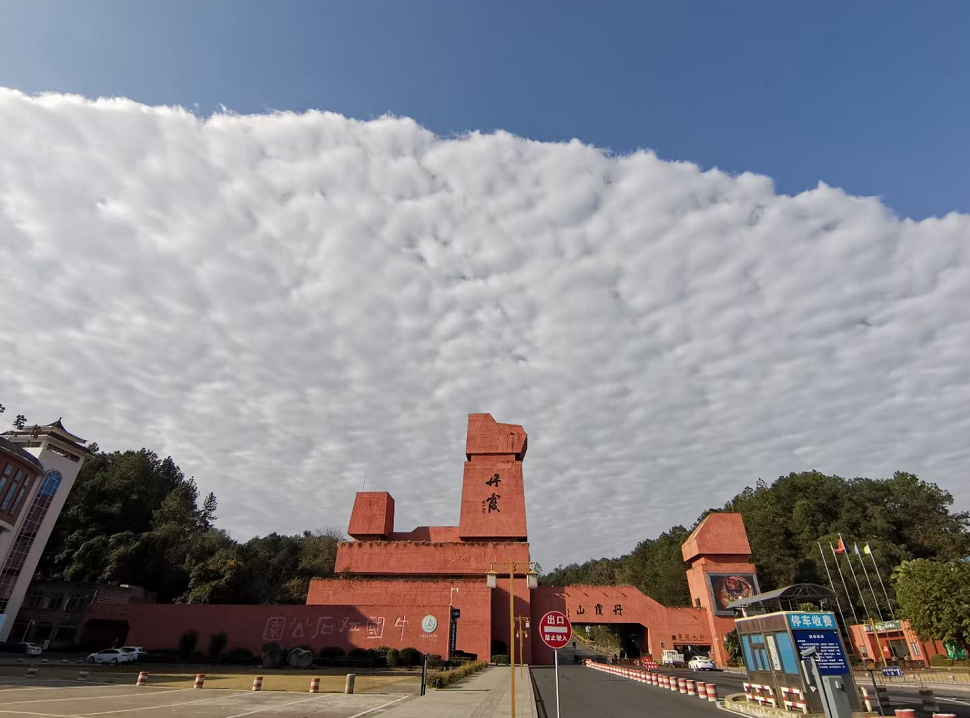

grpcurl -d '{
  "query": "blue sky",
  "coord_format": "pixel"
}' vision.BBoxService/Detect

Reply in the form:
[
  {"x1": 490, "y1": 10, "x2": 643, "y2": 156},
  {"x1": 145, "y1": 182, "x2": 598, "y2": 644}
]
[{"x1": 2, "y1": 0, "x2": 967, "y2": 220}]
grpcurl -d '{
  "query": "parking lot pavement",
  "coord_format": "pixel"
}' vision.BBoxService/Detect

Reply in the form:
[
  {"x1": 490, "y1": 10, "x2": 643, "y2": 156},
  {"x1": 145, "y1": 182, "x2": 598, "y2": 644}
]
[{"x1": 0, "y1": 679, "x2": 410, "y2": 718}]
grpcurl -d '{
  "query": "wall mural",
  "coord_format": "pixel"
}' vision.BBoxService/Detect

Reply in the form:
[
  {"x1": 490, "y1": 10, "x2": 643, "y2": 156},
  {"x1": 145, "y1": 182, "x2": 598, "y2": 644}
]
[{"x1": 707, "y1": 573, "x2": 758, "y2": 616}]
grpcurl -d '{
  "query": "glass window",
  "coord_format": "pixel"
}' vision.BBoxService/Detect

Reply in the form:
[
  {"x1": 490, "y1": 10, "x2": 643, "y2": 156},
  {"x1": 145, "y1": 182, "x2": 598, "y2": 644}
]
[
  {"x1": 2, "y1": 464, "x2": 13, "y2": 476},
  {"x1": 10, "y1": 487, "x2": 26, "y2": 514},
  {"x1": 0, "y1": 483, "x2": 18, "y2": 511},
  {"x1": 14, "y1": 470, "x2": 23, "y2": 482},
  {"x1": 0, "y1": 476, "x2": 7, "y2": 497},
  {"x1": 773, "y1": 632, "x2": 800, "y2": 674},
  {"x1": 742, "y1": 635, "x2": 756, "y2": 670},
  {"x1": 910, "y1": 642, "x2": 920, "y2": 658}
]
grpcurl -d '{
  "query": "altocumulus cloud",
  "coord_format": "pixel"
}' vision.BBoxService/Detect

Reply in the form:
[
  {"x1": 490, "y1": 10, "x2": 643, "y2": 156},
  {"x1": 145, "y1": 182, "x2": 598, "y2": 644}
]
[{"x1": 2, "y1": 88, "x2": 969, "y2": 567}]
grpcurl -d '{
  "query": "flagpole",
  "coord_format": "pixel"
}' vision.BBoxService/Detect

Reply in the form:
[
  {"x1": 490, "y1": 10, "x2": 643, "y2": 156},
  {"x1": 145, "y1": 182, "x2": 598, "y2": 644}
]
[
  {"x1": 866, "y1": 543, "x2": 896, "y2": 620},
  {"x1": 854, "y1": 543, "x2": 884, "y2": 622},
  {"x1": 830, "y1": 542, "x2": 860, "y2": 625},
  {"x1": 818, "y1": 541, "x2": 849, "y2": 635},
  {"x1": 839, "y1": 534, "x2": 872, "y2": 621}
]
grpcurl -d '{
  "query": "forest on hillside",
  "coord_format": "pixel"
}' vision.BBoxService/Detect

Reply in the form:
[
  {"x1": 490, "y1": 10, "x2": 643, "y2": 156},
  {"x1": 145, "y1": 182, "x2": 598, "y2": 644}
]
[
  {"x1": 37, "y1": 448, "x2": 342, "y2": 604},
  {"x1": 540, "y1": 471, "x2": 970, "y2": 623}
]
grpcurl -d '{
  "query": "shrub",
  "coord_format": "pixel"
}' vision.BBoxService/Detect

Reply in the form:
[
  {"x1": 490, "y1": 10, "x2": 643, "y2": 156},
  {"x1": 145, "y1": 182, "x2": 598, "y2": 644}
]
[
  {"x1": 178, "y1": 630, "x2": 199, "y2": 658},
  {"x1": 348, "y1": 648, "x2": 369, "y2": 658},
  {"x1": 375, "y1": 645, "x2": 390, "y2": 658},
  {"x1": 491, "y1": 639, "x2": 508, "y2": 656},
  {"x1": 261, "y1": 641, "x2": 286, "y2": 669},
  {"x1": 492, "y1": 654, "x2": 510, "y2": 665},
  {"x1": 399, "y1": 647, "x2": 422, "y2": 667},
  {"x1": 427, "y1": 654, "x2": 444, "y2": 669},
  {"x1": 426, "y1": 661, "x2": 487, "y2": 688},
  {"x1": 386, "y1": 648, "x2": 400, "y2": 668},
  {"x1": 222, "y1": 647, "x2": 256, "y2": 665},
  {"x1": 207, "y1": 631, "x2": 229, "y2": 657},
  {"x1": 319, "y1": 646, "x2": 346, "y2": 658},
  {"x1": 930, "y1": 655, "x2": 954, "y2": 667}
]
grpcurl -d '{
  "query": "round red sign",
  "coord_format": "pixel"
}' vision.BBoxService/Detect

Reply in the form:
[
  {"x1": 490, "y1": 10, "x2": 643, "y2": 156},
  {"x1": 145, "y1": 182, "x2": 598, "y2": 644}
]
[{"x1": 539, "y1": 610, "x2": 572, "y2": 650}]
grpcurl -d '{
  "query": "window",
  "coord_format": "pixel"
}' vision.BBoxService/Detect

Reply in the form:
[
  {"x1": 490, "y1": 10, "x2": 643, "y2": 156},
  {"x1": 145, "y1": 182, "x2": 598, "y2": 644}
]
[
  {"x1": 44, "y1": 594, "x2": 64, "y2": 610},
  {"x1": 910, "y1": 642, "x2": 920, "y2": 658},
  {"x1": 773, "y1": 632, "x2": 800, "y2": 674},
  {"x1": 2, "y1": 463, "x2": 12, "y2": 476},
  {"x1": 741, "y1": 635, "x2": 755, "y2": 670},
  {"x1": 65, "y1": 594, "x2": 87, "y2": 610}
]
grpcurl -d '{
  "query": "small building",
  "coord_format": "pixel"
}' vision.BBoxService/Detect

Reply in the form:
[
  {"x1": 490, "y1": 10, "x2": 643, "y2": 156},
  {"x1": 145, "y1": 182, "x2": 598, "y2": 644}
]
[
  {"x1": 0, "y1": 420, "x2": 91, "y2": 640},
  {"x1": 847, "y1": 619, "x2": 950, "y2": 668},
  {"x1": 14, "y1": 581, "x2": 156, "y2": 650}
]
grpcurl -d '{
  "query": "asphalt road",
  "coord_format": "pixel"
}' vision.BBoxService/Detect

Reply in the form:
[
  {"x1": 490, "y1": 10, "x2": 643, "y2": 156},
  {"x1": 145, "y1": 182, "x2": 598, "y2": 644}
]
[
  {"x1": 531, "y1": 664, "x2": 722, "y2": 718},
  {"x1": 652, "y1": 667, "x2": 970, "y2": 718}
]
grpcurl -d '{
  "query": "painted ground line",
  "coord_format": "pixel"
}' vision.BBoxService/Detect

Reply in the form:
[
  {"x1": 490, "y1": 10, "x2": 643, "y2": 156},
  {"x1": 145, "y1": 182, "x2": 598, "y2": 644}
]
[
  {"x1": 345, "y1": 694, "x2": 410, "y2": 718},
  {"x1": 74, "y1": 690, "x2": 283, "y2": 717},
  {"x1": 1, "y1": 688, "x2": 193, "y2": 705},
  {"x1": 0, "y1": 711, "x2": 67, "y2": 717},
  {"x1": 219, "y1": 693, "x2": 343, "y2": 718}
]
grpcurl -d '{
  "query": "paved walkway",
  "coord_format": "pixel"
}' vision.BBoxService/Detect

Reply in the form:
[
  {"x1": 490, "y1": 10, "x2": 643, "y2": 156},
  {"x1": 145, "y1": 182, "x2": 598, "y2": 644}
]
[{"x1": 379, "y1": 666, "x2": 537, "y2": 718}]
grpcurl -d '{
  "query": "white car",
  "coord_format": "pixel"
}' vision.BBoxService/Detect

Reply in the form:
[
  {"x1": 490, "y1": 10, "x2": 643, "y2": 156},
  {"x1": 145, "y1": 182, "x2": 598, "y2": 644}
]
[
  {"x1": 87, "y1": 648, "x2": 136, "y2": 665},
  {"x1": 689, "y1": 656, "x2": 717, "y2": 671},
  {"x1": 119, "y1": 646, "x2": 147, "y2": 660},
  {"x1": 23, "y1": 643, "x2": 43, "y2": 656}
]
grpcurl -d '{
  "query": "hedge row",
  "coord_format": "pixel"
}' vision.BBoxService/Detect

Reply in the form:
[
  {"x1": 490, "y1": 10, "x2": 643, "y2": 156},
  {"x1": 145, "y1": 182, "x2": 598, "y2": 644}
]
[
  {"x1": 492, "y1": 654, "x2": 510, "y2": 665},
  {"x1": 427, "y1": 661, "x2": 488, "y2": 688}
]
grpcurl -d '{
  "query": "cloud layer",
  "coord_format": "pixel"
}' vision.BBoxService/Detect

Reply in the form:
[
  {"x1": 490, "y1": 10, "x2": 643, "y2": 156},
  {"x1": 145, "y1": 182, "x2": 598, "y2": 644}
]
[{"x1": 2, "y1": 88, "x2": 968, "y2": 568}]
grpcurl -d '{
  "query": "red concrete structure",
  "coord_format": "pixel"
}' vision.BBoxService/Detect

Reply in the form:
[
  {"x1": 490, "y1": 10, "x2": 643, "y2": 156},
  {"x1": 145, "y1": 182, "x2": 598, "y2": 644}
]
[{"x1": 81, "y1": 413, "x2": 758, "y2": 665}]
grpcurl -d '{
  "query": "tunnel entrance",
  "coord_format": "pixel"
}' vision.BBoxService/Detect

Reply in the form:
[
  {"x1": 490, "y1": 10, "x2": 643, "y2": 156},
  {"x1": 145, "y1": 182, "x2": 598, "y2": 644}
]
[{"x1": 573, "y1": 622, "x2": 648, "y2": 659}]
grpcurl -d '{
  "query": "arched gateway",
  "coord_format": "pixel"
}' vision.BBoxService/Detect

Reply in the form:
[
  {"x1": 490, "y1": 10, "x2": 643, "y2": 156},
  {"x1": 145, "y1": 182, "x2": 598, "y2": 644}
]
[{"x1": 81, "y1": 414, "x2": 757, "y2": 664}]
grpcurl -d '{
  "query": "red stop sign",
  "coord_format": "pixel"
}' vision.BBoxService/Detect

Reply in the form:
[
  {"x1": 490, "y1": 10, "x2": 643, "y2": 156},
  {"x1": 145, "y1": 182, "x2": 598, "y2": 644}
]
[{"x1": 539, "y1": 610, "x2": 572, "y2": 649}]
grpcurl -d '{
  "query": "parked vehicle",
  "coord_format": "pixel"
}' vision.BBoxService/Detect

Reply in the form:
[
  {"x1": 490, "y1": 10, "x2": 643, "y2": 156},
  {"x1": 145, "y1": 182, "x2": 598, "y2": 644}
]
[
  {"x1": 87, "y1": 648, "x2": 136, "y2": 664},
  {"x1": 0, "y1": 641, "x2": 40, "y2": 655},
  {"x1": 119, "y1": 646, "x2": 147, "y2": 660},
  {"x1": 661, "y1": 649, "x2": 685, "y2": 667},
  {"x1": 688, "y1": 656, "x2": 716, "y2": 671}
]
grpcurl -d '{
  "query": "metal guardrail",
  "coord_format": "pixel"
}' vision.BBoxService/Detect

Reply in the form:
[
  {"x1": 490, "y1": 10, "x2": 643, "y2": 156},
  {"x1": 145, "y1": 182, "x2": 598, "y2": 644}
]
[{"x1": 854, "y1": 669, "x2": 970, "y2": 687}]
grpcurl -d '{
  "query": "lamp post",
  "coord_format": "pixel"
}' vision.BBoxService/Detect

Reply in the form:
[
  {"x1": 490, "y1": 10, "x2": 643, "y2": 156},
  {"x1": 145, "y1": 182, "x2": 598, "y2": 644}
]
[
  {"x1": 487, "y1": 560, "x2": 539, "y2": 718},
  {"x1": 514, "y1": 616, "x2": 530, "y2": 678}
]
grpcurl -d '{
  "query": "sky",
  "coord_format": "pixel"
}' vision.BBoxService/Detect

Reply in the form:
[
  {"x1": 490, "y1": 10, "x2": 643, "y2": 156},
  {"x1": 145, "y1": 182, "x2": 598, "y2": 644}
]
[
  {"x1": 1, "y1": 3, "x2": 969, "y2": 569},
  {"x1": 1, "y1": 1, "x2": 969, "y2": 219}
]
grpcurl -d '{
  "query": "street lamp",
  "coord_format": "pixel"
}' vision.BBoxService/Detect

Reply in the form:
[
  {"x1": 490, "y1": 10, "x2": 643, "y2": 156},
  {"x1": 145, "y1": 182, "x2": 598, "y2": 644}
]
[{"x1": 487, "y1": 560, "x2": 539, "y2": 718}]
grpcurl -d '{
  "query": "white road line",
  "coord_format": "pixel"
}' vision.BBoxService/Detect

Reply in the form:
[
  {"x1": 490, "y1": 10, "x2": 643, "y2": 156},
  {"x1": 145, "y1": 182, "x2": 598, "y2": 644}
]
[
  {"x1": 76, "y1": 691, "x2": 279, "y2": 716},
  {"x1": 345, "y1": 694, "x2": 410, "y2": 718},
  {"x1": 2, "y1": 688, "x2": 192, "y2": 705},
  {"x1": 217, "y1": 693, "x2": 336, "y2": 718},
  {"x1": 0, "y1": 711, "x2": 68, "y2": 717}
]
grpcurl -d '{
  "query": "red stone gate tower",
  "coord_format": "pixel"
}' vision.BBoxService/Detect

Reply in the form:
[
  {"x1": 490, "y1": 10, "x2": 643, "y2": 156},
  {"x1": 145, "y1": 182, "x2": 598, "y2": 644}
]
[{"x1": 84, "y1": 413, "x2": 758, "y2": 664}]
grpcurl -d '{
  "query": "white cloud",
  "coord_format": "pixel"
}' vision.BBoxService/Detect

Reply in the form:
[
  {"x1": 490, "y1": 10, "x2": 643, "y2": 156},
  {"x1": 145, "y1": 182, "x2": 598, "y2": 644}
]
[{"x1": 1, "y1": 88, "x2": 968, "y2": 568}]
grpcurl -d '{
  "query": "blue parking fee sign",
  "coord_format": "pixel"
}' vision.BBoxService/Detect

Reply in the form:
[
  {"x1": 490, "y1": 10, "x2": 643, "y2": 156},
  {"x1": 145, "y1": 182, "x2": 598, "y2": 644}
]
[
  {"x1": 792, "y1": 630, "x2": 849, "y2": 676},
  {"x1": 882, "y1": 667, "x2": 903, "y2": 678}
]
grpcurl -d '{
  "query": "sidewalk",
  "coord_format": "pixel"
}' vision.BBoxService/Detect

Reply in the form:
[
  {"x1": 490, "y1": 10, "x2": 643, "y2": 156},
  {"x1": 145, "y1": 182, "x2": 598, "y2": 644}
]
[{"x1": 379, "y1": 666, "x2": 538, "y2": 718}]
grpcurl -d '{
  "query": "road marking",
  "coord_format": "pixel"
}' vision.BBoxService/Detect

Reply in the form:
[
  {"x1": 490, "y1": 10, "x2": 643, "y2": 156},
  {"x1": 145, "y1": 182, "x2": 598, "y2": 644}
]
[
  {"x1": 1, "y1": 688, "x2": 192, "y2": 705},
  {"x1": 0, "y1": 711, "x2": 68, "y2": 717},
  {"x1": 218, "y1": 694, "x2": 336, "y2": 718},
  {"x1": 345, "y1": 695, "x2": 410, "y2": 718},
  {"x1": 75, "y1": 691, "x2": 279, "y2": 716}
]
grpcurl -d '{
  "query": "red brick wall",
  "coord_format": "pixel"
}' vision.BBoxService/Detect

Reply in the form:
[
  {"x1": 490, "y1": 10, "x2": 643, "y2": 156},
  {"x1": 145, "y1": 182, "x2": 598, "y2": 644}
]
[
  {"x1": 335, "y1": 540, "x2": 531, "y2": 576},
  {"x1": 85, "y1": 580, "x2": 494, "y2": 660}
]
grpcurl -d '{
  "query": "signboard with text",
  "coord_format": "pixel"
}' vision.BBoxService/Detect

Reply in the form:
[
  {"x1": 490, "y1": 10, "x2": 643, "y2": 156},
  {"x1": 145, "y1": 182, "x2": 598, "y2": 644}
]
[
  {"x1": 539, "y1": 611, "x2": 572, "y2": 650},
  {"x1": 792, "y1": 630, "x2": 850, "y2": 676},
  {"x1": 787, "y1": 612, "x2": 837, "y2": 630}
]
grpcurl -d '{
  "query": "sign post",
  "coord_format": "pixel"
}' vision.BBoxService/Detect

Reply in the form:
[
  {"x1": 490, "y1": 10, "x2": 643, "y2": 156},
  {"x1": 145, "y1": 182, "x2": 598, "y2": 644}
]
[{"x1": 540, "y1": 611, "x2": 572, "y2": 718}]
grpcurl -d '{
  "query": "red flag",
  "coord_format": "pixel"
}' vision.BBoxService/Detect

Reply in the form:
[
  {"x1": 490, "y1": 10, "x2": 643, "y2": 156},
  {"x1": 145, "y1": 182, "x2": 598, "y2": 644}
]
[{"x1": 835, "y1": 537, "x2": 847, "y2": 554}]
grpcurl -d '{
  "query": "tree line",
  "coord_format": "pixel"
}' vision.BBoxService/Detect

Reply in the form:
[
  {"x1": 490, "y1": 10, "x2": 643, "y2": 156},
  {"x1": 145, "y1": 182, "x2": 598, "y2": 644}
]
[{"x1": 37, "y1": 447, "x2": 342, "y2": 604}]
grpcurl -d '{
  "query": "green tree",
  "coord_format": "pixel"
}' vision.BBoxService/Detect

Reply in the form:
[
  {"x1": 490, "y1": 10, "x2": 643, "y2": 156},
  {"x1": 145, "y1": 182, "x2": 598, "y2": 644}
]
[
  {"x1": 724, "y1": 629, "x2": 742, "y2": 663},
  {"x1": 893, "y1": 559, "x2": 970, "y2": 651}
]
